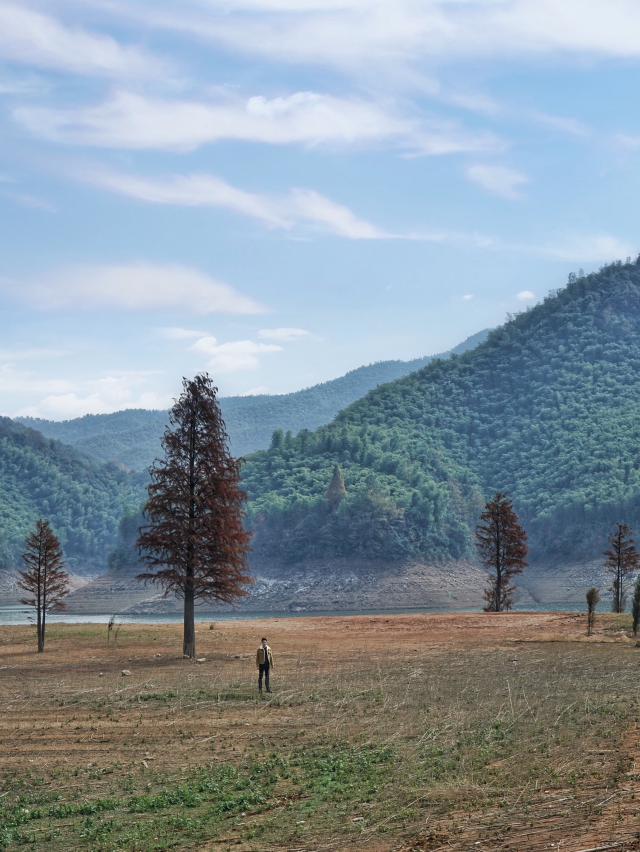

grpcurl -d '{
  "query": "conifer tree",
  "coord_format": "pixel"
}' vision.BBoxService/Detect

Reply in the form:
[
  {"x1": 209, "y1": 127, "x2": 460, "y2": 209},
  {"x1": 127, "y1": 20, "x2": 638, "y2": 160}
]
[
  {"x1": 137, "y1": 374, "x2": 253, "y2": 658},
  {"x1": 475, "y1": 492, "x2": 528, "y2": 612},
  {"x1": 325, "y1": 464, "x2": 347, "y2": 511},
  {"x1": 18, "y1": 519, "x2": 69, "y2": 652},
  {"x1": 586, "y1": 587, "x2": 600, "y2": 636},
  {"x1": 604, "y1": 523, "x2": 640, "y2": 614}
]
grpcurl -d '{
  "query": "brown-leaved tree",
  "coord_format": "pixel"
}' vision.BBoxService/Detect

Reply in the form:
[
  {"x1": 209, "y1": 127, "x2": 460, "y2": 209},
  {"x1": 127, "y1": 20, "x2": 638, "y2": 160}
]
[
  {"x1": 475, "y1": 492, "x2": 528, "y2": 612},
  {"x1": 18, "y1": 519, "x2": 69, "y2": 652},
  {"x1": 137, "y1": 374, "x2": 252, "y2": 658},
  {"x1": 604, "y1": 522, "x2": 640, "y2": 614}
]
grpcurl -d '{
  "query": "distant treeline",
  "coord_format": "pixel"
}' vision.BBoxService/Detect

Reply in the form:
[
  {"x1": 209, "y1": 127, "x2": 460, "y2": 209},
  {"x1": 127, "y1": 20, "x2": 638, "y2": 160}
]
[
  {"x1": 17, "y1": 330, "x2": 488, "y2": 470},
  {"x1": 243, "y1": 259, "x2": 640, "y2": 564}
]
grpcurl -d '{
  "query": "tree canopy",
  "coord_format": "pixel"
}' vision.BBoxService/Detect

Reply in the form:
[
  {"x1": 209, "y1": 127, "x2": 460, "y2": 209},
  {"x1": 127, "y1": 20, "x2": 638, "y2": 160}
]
[
  {"x1": 137, "y1": 375, "x2": 252, "y2": 658},
  {"x1": 243, "y1": 258, "x2": 640, "y2": 565}
]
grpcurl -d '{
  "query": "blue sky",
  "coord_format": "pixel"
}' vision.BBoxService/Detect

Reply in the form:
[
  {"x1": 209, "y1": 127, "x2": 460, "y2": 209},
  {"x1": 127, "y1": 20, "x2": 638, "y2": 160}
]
[{"x1": 1, "y1": 0, "x2": 640, "y2": 419}]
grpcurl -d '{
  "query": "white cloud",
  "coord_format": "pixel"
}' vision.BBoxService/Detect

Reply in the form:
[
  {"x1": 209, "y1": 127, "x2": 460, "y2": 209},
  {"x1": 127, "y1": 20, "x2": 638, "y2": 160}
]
[
  {"x1": 258, "y1": 327, "x2": 309, "y2": 341},
  {"x1": 15, "y1": 373, "x2": 173, "y2": 420},
  {"x1": 237, "y1": 386, "x2": 270, "y2": 396},
  {"x1": 163, "y1": 0, "x2": 640, "y2": 70},
  {"x1": 517, "y1": 290, "x2": 536, "y2": 301},
  {"x1": 545, "y1": 234, "x2": 635, "y2": 263},
  {"x1": 190, "y1": 335, "x2": 281, "y2": 373},
  {"x1": 6, "y1": 263, "x2": 266, "y2": 314},
  {"x1": 0, "y1": 363, "x2": 73, "y2": 395},
  {"x1": 0, "y1": 3, "x2": 165, "y2": 79},
  {"x1": 85, "y1": 169, "x2": 291, "y2": 229},
  {"x1": 288, "y1": 188, "x2": 388, "y2": 238},
  {"x1": 462, "y1": 294, "x2": 473, "y2": 301},
  {"x1": 78, "y1": 166, "x2": 395, "y2": 238},
  {"x1": 14, "y1": 89, "x2": 500, "y2": 156},
  {"x1": 159, "y1": 326, "x2": 208, "y2": 340},
  {"x1": 465, "y1": 164, "x2": 529, "y2": 200}
]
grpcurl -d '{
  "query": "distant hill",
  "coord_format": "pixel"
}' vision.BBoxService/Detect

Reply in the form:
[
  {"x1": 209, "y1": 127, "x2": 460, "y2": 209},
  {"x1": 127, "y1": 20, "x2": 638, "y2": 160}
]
[
  {"x1": 242, "y1": 259, "x2": 640, "y2": 565},
  {"x1": 0, "y1": 418, "x2": 146, "y2": 571},
  {"x1": 17, "y1": 330, "x2": 489, "y2": 470}
]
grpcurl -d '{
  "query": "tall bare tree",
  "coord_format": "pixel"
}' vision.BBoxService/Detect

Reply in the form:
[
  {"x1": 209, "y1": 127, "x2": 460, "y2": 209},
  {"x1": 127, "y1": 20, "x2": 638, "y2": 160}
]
[
  {"x1": 18, "y1": 519, "x2": 69, "y2": 652},
  {"x1": 604, "y1": 523, "x2": 640, "y2": 614},
  {"x1": 137, "y1": 374, "x2": 252, "y2": 658},
  {"x1": 475, "y1": 492, "x2": 528, "y2": 612}
]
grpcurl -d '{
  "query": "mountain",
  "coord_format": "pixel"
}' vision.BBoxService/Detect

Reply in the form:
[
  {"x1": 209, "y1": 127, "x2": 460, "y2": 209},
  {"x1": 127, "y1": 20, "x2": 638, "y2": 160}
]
[
  {"x1": 243, "y1": 259, "x2": 640, "y2": 567},
  {"x1": 16, "y1": 330, "x2": 489, "y2": 470},
  {"x1": 0, "y1": 418, "x2": 147, "y2": 572}
]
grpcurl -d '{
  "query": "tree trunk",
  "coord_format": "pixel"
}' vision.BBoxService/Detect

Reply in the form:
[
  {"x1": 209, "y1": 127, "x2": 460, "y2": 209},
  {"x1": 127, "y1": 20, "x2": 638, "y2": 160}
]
[
  {"x1": 37, "y1": 569, "x2": 43, "y2": 653},
  {"x1": 41, "y1": 608, "x2": 46, "y2": 652},
  {"x1": 183, "y1": 404, "x2": 197, "y2": 659},
  {"x1": 495, "y1": 520, "x2": 502, "y2": 612},
  {"x1": 183, "y1": 578, "x2": 195, "y2": 658}
]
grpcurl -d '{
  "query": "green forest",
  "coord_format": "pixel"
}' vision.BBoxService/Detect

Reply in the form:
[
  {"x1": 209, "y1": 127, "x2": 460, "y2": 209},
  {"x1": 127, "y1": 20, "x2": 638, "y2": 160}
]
[
  {"x1": 243, "y1": 259, "x2": 640, "y2": 564},
  {"x1": 0, "y1": 418, "x2": 146, "y2": 571},
  {"x1": 17, "y1": 331, "x2": 487, "y2": 469}
]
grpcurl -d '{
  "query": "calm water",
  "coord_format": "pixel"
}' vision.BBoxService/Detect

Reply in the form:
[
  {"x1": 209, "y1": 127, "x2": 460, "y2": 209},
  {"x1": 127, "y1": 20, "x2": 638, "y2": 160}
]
[{"x1": 0, "y1": 601, "x2": 605, "y2": 626}]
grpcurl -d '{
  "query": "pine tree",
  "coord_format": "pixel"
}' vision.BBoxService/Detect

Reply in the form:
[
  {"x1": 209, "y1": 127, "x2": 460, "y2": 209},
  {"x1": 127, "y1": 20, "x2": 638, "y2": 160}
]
[
  {"x1": 137, "y1": 374, "x2": 253, "y2": 658},
  {"x1": 586, "y1": 587, "x2": 600, "y2": 636},
  {"x1": 325, "y1": 464, "x2": 347, "y2": 511},
  {"x1": 18, "y1": 519, "x2": 69, "y2": 652},
  {"x1": 604, "y1": 523, "x2": 640, "y2": 614},
  {"x1": 475, "y1": 492, "x2": 528, "y2": 612}
]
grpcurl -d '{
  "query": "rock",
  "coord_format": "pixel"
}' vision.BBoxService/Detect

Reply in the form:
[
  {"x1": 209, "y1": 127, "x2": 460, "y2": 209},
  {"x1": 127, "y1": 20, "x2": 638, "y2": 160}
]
[
  {"x1": 99, "y1": 672, "x2": 104, "y2": 677},
  {"x1": 121, "y1": 669, "x2": 132, "y2": 676},
  {"x1": 196, "y1": 658, "x2": 206, "y2": 663}
]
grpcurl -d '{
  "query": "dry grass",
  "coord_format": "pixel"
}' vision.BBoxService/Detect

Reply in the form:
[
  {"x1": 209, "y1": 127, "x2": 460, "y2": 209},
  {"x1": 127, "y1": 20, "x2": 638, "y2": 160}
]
[{"x1": 1, "y1": 613, "x2": 640, "y2": 851}]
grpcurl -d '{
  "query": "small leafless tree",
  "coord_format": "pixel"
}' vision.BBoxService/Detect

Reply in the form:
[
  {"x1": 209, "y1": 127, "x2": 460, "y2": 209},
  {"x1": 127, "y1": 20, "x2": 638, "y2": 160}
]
[
  {"x1": 18, "y1": 519, "x2": 69, "y2": 652},
  {"x1": 137, "y1": 374, "x2": 253, "y2": 658},
  {"x1": 586, "y1": 587, "x2": 600, "y2": 636},
  {"x1": 475, "y1": 492, "x2": 528, "y2": 612},
  {"x1": 604, "y1": 523, "x2": 640, "y2": 614}
]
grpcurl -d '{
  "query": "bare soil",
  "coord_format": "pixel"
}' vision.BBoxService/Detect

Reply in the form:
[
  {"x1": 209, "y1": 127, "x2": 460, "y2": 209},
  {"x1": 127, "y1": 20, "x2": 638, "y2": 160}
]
[{"x1": 1, "y1": 612, "x2": 640, "y2": 851}]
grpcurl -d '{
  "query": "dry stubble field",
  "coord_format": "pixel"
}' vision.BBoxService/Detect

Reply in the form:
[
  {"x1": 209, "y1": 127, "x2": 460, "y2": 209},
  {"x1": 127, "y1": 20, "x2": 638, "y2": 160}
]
[{"x1": 2, "y1": 612, "x2": 640, "y2": 852}]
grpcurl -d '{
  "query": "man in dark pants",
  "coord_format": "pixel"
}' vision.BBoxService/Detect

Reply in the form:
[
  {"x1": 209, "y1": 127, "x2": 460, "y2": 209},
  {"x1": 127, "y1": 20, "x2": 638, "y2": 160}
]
[{"x1": 256, "y1": 637, "x2": 273, "y2": 694}]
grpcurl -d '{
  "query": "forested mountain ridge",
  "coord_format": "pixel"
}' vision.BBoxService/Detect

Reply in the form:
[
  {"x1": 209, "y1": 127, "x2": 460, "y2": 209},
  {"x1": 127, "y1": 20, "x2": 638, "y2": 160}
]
[
  {"x1": 0, "y1": 418, "x2": 146, "y2": 571},
  {"x1": 243, "y1": 259, "x2": 640, "y2": 565},
  {"x1": 17, "y1": 330, "x2": 489, "y2": 470}
]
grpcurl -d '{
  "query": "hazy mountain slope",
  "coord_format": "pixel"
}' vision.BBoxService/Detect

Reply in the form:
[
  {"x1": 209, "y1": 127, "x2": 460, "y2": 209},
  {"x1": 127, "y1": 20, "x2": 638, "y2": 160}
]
[
  {"x1": 17, "y1": 330, "x2": 489, "y2": 470},
  {"x1": 0, "y1": 418, "x2": 147, "y2": 571},
  {"x1": 243, "y1": 259, "x2": 640, "y2": 565}
]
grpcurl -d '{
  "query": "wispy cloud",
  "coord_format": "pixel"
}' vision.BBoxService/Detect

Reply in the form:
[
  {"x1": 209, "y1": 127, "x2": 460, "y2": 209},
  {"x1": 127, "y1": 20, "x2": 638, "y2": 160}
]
[
  {"x1": 0, "y1": 2, "x2": 166, "y2": 79},
  {"x1": 75, "y1": 167, "x2": 394, "y2": 238},
  {"x1": 465, "y1": 164, "x2": 529, "y2": 200},
  {"x1": 159, "y1": 326, "x2": 208, "y2": 340},
  {"x1": 123, "y1": 0, "x2": 640, "y2": 85},
  {"x1": 258, "y1": 327, "x2": 309, "y2": 341},
  {"x1": 14, "y1": 89, "x2": 501, "y2": 156},
  {"x1": 4, "y1": 263, "x2": 267, "y2": 314}
]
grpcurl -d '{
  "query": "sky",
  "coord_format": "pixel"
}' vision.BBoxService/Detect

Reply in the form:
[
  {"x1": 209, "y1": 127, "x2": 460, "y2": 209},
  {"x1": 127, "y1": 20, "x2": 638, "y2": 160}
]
[{"x1": 1, "y1": 0, "x2": 640, "y2": 419}]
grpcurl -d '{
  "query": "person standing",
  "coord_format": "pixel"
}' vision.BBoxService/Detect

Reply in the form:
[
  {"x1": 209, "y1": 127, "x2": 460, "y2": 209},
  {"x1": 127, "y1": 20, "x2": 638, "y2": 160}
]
[{"x1": 256, "y1": 637, "x2": 273, "y2": 694}]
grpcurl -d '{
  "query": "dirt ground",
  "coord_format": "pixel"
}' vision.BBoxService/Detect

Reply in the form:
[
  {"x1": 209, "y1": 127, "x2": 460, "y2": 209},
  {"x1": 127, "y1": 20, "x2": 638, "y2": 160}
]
[{"x1": 2, "y1": 611, "x2": 640, "y2": 852}]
